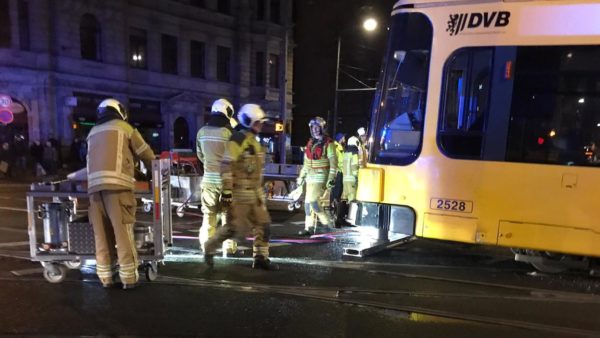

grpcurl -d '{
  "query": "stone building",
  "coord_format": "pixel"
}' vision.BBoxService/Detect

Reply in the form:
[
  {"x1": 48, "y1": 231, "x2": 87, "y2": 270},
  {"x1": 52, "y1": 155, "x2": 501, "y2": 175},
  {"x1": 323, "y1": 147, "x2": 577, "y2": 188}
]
[{"x1": 0, "y1": 0, "x2": 293, "y2": 153}]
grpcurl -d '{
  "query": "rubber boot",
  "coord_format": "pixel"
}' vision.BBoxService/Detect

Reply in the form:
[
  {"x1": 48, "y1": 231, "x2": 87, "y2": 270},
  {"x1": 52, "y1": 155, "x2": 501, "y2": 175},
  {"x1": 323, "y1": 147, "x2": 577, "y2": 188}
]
[
  {"x1": 298, "y1": 215, "x2": 316, "y2": 236},
  {"x1": 204, "y1": 254, "x2": 215, "y2": 269},
  {"x1": 252, "y1": 255, "x2": 279, "y2": 271}
]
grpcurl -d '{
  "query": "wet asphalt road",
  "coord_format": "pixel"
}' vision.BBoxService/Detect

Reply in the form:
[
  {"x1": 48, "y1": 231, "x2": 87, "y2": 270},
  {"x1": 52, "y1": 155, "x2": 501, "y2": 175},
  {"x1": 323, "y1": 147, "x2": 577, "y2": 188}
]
[{"x1": 1, "y1": 182, "x2": 600, "y2": 337}]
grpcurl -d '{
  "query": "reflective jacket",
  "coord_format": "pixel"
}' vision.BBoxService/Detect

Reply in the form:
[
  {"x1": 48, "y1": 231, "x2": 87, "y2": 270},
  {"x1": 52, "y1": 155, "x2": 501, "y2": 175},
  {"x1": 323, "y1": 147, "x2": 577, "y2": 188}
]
[
  {"x1": 87, "y1": 119, "x2": 155, "y2": 193},
  {"x1": 222, "y1": 129, "x2": 266, "y2": 204},
  {"x1": 342, "y1": 146, "x2": 359, "y2": 182},
  {"x1": 197, "y1": 114, "x2": 233, "y2": 186},
  {"x1": 358, "y1": 142, "x2": 368, "y2": 168},
  {"x1": 333, "y1": 141, "x2": 344, "y2": 173},
  {"x1": 299, "y1": 137, "x2": 337, "y2": 184}
]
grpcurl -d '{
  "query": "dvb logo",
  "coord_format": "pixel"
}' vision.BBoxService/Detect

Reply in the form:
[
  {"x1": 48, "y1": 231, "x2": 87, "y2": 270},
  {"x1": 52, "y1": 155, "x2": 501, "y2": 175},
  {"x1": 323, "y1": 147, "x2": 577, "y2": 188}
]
[{"x1": 446, "y1": 11, "x2": 510, "y2": 36}]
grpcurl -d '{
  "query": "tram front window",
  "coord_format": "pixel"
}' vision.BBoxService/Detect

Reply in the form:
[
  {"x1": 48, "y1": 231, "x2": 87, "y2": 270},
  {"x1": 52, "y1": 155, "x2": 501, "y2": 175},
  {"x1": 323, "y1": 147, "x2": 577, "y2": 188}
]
[{"x1": 371, "y1": 13, "x2": 432, "y2": 165}]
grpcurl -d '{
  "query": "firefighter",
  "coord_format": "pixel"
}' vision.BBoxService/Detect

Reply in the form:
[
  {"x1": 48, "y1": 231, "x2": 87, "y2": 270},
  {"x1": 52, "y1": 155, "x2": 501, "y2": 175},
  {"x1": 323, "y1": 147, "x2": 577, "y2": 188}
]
[
  {"x1": 357, "y1": 127, "x2": 368, "y2": 168},
  {"x1": 342, "y1": 136, "x2": 360, "y2": 203},
  {"x1": 297, "y1": 117, "x2": 337, "y2": 236},
  {"x1": 331, "y1": 133, "x2": 346, "y2": 227},
  {"x1": 203, "y1": 104, "x2": 278, "y2": 270},
  {"x1": 196, "y1": 98, "x2": 238, "y2": 254},
  {"x1": 87, "y1": 98, "x2": 155, "y2": 289}
]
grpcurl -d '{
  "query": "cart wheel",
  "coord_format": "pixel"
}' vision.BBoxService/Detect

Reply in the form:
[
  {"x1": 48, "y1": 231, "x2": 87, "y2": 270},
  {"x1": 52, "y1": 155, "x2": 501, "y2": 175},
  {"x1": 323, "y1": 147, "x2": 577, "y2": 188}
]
[
  {"x1": 287, "y1": 203, "x2": 295, "y2": 212},
  {"x1": 294, "y1": 201, "x2": 302, "y2": 209},
  {"x1": 143, "y1": 203, "x2": 152, "y2": 213},
  {"x1": 63, "y1": 260, "x2": 82, "y2": 270},
  {"x1": 144, "y1": 263, "x2": 158, "y2": 281},
  {"x1": 43, "y1": 264, "x2": 67, "y2": 283}
]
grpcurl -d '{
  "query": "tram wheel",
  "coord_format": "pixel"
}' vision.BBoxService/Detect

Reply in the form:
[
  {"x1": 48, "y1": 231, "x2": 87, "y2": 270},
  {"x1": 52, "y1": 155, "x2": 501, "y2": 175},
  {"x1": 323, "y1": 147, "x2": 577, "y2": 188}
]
[{"x1": 43, "y1": 264, "x2": 68, "y2": 283}]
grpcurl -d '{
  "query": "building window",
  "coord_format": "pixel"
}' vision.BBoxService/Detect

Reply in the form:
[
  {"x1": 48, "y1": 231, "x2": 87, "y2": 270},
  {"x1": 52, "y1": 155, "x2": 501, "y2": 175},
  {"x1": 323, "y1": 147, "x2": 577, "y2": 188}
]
[
  {"x1": 129, "y1": 28, "x2": 147, "y2": 69},
  {"x1": 270, "y1": 0, "x2": 280, "y2": 24},
  {"x1": 190, "y1": 0, "x2": 204, "y2": 7},
  {"x1": 268, "y1": 54, "x2": 279, "y2": 88},
  {"x1": 217, "y1": 46, "x2": 231, "y2": 82},
  {"x1": 80, "y1": 14, "x2": 101, "y2": 61},
  {"x1": 18, "y1": 0, "x2": 29, "y2": 51},
  {"x1": 0, "y1": 0, "x2": 10, "y2": 48},
  {"x1": 217, "y1": 0, "x2": 231, "y2": 15},
  {"x1": 255, "y1": 52, "x2": 265, "y2": 86},
  {"x1": 255, "y1": 0, "x2": 265, "y2": 21},
  {"x1": 190, "y1": 40, "x2": 205, "y2": 78},
  {"x1": 161, "y1": 34, "x2": 178, "y2": 74}
]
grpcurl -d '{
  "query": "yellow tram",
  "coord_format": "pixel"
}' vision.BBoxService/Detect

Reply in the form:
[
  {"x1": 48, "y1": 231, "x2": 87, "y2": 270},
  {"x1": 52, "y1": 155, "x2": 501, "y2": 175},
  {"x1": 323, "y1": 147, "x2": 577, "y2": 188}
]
[{"x1": 354, "y1": 0, "x2": 600, "y2": 272}]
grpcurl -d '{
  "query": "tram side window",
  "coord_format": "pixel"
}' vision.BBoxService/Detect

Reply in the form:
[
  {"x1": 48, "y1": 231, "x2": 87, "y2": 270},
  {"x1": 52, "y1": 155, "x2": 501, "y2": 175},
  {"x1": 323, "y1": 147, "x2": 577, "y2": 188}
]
[
  {"x1": 505, "y1": 45, "x2": 600, "y2": 166},
  {"x1": 439, "y1": 48, "x2": 492, "y2": 159}
]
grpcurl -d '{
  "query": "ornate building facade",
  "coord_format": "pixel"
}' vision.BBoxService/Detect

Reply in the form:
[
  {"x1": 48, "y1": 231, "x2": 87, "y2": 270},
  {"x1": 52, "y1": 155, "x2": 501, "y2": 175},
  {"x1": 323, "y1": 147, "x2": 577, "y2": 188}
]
[{"x1": 0, "y1": 0, "x2": 293, "y2": 152}]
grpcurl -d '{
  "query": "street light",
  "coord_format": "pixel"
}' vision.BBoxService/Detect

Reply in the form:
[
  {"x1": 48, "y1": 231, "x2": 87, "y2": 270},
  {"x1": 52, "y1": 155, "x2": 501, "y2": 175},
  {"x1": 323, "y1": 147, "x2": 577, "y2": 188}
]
[{"x1": 333, "y1": 17, "x2": 379, "y2": 136}]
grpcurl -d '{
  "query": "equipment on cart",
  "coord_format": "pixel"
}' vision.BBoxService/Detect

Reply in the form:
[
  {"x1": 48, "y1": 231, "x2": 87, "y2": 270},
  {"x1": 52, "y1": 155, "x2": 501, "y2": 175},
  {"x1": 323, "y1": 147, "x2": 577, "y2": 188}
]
[
  {"x1": 27, "y1": 159, "x2": 172, "y2": 284},
  {"x1": 37, "y1": 201, "x2": 74, "y2": 251}
]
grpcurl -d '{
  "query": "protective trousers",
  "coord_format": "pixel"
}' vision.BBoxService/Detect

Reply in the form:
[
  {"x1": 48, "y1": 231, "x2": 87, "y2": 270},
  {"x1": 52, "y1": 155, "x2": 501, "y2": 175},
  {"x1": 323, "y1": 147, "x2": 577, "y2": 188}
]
[
  {"x1": 342, "y1": 181, "x2": 357, "y2": 202},
  {"x1": 199, "y1": 183, "x2": 227, "y2": 248},
  {"x1": 304, "y1": 182, "x2": 332, "y2": 231},
  {"x1": 89, "y1": 190, "x2": 138, "y2": 285},
  {"x1": 204, "y1": 201, "x2": 271, "y2": 258}
]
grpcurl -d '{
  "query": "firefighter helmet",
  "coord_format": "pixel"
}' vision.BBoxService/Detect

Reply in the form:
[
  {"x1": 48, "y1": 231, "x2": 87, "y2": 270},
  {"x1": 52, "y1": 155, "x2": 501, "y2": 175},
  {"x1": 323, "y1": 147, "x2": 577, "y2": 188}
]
[
  {"x1": 238, "y1": 104, "x2": 267, "y2": 128},
  {"x1": 211, "y1": 98, "x2": 234, "y2": 120},
  {"x1": 357, "y1": 127, "x2": 367, "y2": 137},
  {"x1": 97, "y1": 98, "x2": 128, "y2": 121},
  {"x1": 347, "y1": 136, "x2": 360, "y2": 148}
]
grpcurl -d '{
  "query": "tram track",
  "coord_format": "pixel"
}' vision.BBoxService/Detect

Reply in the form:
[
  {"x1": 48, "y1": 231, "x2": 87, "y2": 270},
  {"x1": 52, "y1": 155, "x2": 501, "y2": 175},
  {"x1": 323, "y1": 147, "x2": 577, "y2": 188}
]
[{"x1": 0, "y1": 274, "x2": 597, "y2": 337}]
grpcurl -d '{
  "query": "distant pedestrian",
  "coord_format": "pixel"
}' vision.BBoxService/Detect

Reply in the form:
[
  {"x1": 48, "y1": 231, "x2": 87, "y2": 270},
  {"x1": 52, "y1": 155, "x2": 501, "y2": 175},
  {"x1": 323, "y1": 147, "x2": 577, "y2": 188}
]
[
  {"x1": 14, "y1": 134, "x2": 27, "y2": 174},
  {"x1": 30, "y1": 140, "x2": 44, "y2": 176},
  {"x1": 43, "y1": 140, "x2": 58, "y2": 175},
  {"x1": 0, "y1": 142, "x2": 15, "y2": 178}
]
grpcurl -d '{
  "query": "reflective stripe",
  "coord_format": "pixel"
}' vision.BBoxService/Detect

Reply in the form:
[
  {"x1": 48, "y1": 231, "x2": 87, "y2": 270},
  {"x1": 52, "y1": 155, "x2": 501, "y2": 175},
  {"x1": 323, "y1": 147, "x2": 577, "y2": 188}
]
[
  {"x1": 202, "y1": 172, "x2": 222, "y2": 184},
  {"x1": 88, "y1": 123, "x2": 132, "y2": 138},
  {"x1": 253, "y1": 246, "x2": 269, "y2": 257},
  {"x1": 135, "y1": 143, "x2": 149, "y2": 155},
  {"x1": 88, "y1": 176, "x2": 134, "y2": 189},
  {"x1": 200, "y1": 135, "x2": 229, "y2": 142}
]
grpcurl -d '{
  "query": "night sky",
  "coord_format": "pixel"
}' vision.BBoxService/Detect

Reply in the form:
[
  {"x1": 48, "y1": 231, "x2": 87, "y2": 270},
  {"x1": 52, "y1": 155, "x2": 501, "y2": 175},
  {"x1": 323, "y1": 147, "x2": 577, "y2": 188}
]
[{"x1": 291, "y1": 0, "x2": 397, "y2": 145}]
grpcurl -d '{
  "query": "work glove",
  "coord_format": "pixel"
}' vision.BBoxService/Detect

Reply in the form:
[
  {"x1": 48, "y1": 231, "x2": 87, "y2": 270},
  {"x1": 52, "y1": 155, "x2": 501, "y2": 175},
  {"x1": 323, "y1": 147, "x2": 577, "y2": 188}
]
[
  {"x1": 296, "y1": 176, "x2": 305, "y2": 187},
  {"x1": 326, "y1": 179, "x2": 335, "y2": 189},
  {"x1": 289, "y1": 185, "x2": 304, "y2": 201},
  {"x1": 220, "y1": 190, "x2": 233, "y2": 206}
]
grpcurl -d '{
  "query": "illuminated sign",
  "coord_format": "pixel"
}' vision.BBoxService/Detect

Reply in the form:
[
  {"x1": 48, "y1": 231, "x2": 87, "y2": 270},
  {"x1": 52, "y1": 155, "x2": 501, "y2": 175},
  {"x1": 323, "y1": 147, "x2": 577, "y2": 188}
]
[
  {"x1": 275, "y1": 122, "x2": 284, "y2": 132},
  {"x1": 0, "y1": 95, "x2": 11, "y2": 108},
  {"x1": 0, "y1": 110, "x2": 14, "y2": 125}
]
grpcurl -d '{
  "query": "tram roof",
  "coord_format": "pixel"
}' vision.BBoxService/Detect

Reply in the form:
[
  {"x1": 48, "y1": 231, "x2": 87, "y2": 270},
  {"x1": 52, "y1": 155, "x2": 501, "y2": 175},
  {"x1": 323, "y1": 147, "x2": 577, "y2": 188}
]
[{"x1": 393, "y1": 0, "x2": 575, "y2": 9}]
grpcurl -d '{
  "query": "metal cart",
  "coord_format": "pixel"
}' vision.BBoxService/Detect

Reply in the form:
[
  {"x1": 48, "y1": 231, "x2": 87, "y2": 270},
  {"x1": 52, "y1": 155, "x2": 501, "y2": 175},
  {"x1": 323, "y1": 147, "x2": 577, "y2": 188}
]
[{"x1": 26, "y1": 159, "x2": 172, "y2": 283}]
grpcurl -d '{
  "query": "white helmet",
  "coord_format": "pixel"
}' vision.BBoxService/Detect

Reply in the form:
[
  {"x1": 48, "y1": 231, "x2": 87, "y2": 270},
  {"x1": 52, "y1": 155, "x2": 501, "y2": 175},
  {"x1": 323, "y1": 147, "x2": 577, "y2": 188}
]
[
  {"x1": 347, "y1": 136, "x2": 360, "y2": 148},
  {"x1": 98, "y1": 98, "x2": 128, "y2": 121},
  {"x1": 357, "y1": 127, "x2": 367, "y2": 137},
  {"x1": 238, "y1": 104, "x2": 267, "y2": 128},
  {"x1": 211, "y1": 98, "x2": 234, "y2": 119}
]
